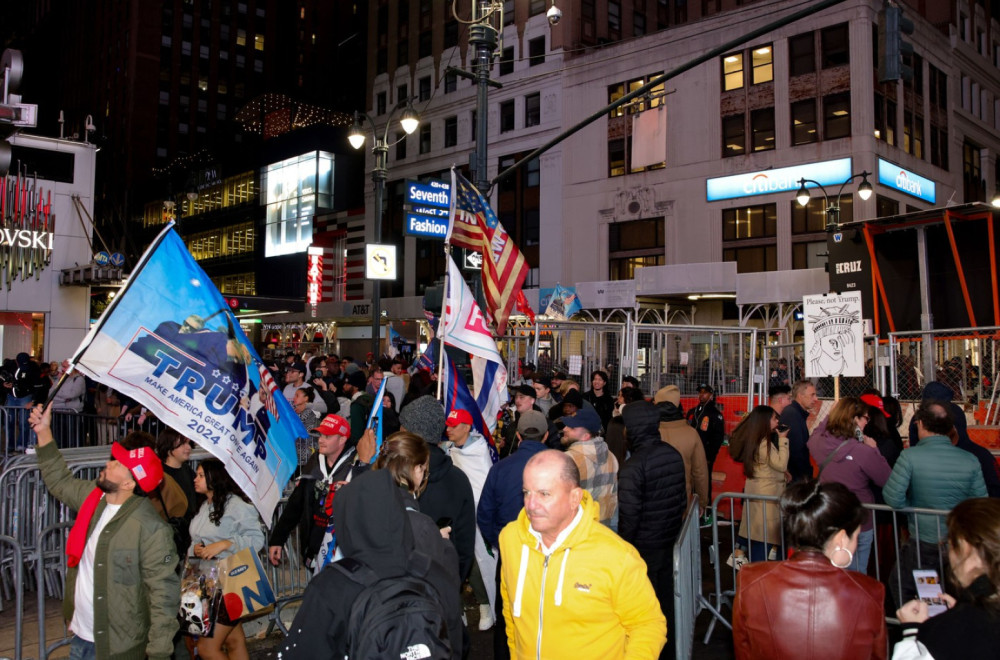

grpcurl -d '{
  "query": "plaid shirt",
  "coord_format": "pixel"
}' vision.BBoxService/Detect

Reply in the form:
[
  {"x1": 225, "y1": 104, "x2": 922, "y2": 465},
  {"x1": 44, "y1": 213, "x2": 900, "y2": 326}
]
[{"x1": 566, "y1": 436, "x2": 619, "y2": 527}]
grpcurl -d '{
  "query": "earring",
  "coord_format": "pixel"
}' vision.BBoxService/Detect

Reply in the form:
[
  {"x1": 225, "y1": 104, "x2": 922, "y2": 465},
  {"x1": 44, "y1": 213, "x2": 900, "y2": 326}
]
[{"x1": 831, "y1": 546, "x2": 853, "y2": 569}]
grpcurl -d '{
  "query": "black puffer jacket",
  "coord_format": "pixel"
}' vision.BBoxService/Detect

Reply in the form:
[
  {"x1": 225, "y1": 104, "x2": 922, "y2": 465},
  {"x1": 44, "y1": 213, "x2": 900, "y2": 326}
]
[
  {"x1": 618, "y1": 400, "x2": 687, "y2": 553},
  {"x1": 417, "y1": 445, "x2": 476, "y2": 580}
]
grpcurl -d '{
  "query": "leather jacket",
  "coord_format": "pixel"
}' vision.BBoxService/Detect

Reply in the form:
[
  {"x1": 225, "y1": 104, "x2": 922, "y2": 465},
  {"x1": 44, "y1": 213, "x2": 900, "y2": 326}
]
[{"x1": 732, "y1": 550, "x2": 887, "y2": 660}]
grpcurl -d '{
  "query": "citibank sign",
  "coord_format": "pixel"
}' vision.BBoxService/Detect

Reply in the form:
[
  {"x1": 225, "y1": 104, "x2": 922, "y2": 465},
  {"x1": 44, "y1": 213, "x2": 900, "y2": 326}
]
[
  {"x1": 706, "y1": 158, "x2": 853, "y2": 202},
  {"x1": 877, "y1": 158, "x2": 936, "y2": 204}
]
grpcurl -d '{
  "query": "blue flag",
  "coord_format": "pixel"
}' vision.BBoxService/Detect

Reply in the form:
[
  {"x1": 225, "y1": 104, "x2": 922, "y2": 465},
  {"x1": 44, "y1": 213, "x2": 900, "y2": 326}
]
[
  {"x1": 365, "y1": 376, "x2": 389, "y2": 463},
  {"x1": 70, "y1": 225, "x2": 304, "y2": 523},
  {"x1": 441, "y1": 350, "x2": 499, "y2": 464}
]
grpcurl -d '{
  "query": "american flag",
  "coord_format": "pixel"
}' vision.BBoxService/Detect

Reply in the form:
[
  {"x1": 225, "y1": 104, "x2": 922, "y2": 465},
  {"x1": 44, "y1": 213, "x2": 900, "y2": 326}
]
[
  {"x1": 258, "y1": 364, "x2": 280, "y2": 421},
  {"x1": 446, "y1": 169, "x2": 529, "y2": 335}
]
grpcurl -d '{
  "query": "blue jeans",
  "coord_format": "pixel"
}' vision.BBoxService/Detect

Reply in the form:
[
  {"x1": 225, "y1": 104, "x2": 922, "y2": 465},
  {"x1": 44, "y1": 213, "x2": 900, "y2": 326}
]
[
  {"x1": 68, "y1": 636, "x2": 96, "y2": 660},
  {"x1": 851, "y1": 528, "x2": 874, "y2": 574},
  {"x1": 5, "y1": 396, "x2": 33, "y2": 451}
]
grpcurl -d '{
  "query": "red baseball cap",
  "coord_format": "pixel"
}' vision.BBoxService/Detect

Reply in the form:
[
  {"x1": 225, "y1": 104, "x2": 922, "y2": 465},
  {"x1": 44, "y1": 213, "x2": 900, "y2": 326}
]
[
  {"x1": 111, "y1": 443, "x2": 164, "y2": 492},
  {"x1": 446, "y1": 409, "x2": 473, "y2": 427},
  {"x1": 314, "y1": 414, "x2": 350, "y2": 437},
  {"x1": 860, "y1": 393, "x2": 891, "y2": 418}
]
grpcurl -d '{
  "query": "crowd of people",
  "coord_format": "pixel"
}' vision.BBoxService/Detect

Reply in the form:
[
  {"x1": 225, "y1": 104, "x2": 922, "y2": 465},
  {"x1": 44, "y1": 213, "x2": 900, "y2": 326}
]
[{"x1": 13, "y1": 345, "x2": 1000, "y2": 660}]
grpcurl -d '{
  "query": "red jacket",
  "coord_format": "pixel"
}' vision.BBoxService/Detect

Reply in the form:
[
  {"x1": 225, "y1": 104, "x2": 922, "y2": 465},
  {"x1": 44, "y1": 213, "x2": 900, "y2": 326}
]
[{"x1": 732, "y1": 551, "x2": 887, "y2": 660}]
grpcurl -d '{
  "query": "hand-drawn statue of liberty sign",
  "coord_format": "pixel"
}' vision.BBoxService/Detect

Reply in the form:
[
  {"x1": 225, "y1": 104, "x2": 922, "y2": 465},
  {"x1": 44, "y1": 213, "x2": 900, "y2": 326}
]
[{"x1": 803, "y1": 291, "x2": 864, "y2": 378}]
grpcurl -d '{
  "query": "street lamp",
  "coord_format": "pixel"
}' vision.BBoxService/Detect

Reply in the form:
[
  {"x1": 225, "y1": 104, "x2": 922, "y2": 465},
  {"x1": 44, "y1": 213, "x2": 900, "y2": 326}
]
[
  {"x1": 349, "y1": 99, "x2": 420, "y2": 358},
  {"x1": 795, "y1": 171, "x2": 873, "y2": 231}
]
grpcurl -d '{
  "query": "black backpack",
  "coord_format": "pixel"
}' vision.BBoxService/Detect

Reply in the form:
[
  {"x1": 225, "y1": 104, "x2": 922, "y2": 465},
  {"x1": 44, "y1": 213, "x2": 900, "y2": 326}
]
[{"x1": 332, "y1": 552, "x2": 452, "y2": 660}]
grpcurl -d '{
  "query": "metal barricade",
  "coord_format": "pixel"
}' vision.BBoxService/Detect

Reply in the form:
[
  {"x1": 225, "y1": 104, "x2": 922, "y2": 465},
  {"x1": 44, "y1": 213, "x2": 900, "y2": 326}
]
[
  {"x1": 0, "y1": 407, "x2": 169, "y2": 461},
  {"x1": 672, "y1": 496, "x2": 724, "y2": 660},
  {"x1": 759, "y1": 337, "x2": 883, "y2": 402},
  {"x1": 35, "y1": 522, "x2": 71, "y2": 660},
  {"x1": 888, "y1": 326, "x2": 1000, "y2": 405},
  {"x1": 497, "y1": 320, "x2": 629, "y2": 388},
  {"x1": 0, "y1": 535, "x2": 24, "y2": 660},
  {"x1": 264, "y1": 496, "x2": 311, "y2": 635},
  {"x1": 706, "y1": 491, "x2": 951, "y2": 642}
]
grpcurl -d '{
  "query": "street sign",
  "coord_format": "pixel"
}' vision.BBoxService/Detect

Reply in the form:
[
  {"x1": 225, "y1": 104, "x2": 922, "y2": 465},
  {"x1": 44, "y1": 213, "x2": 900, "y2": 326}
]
[
  {"x1": 462, "y1": 249, "x2": 483, "y2": 271},
  {"x1": 405, "y1": 213, "x2": 449, "y2": 239},
  {"x1": 109, "y1": 252, "x2": 125, "y2": 267},
  {"x1": 94, "y1": 251, "x2": 110, "y2": 266},
  {"x1": 410, "y1": 205, "x2": 449, "y2": 218},
  {"x1": 404, "y1": 178, "x2": 450, "y2": 209}
]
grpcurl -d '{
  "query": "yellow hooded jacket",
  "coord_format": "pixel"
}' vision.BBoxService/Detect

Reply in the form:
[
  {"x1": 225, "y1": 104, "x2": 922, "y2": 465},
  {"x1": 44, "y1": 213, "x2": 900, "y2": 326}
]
[{"x1": 499, "y1": 491, "x2": 666, "y2": 660}]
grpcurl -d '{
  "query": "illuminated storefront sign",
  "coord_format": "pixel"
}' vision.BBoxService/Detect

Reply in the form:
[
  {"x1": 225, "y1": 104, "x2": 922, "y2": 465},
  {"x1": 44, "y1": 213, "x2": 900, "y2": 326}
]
[
  {"x1": 306, "y1": 247, "x2": 323, "y2": 306},
  {"x1": 1, "y1": 170, "x2": 54, "y2": 289},
  {"x1": 262, "y1": 151, "x2": 334, "y2": 257},
  {"x1": 877, "y1": 158, "x2": 936, "y2": 204},
  {"x1": 706, "y1": 158, "x2": 853, "y2": 202}
]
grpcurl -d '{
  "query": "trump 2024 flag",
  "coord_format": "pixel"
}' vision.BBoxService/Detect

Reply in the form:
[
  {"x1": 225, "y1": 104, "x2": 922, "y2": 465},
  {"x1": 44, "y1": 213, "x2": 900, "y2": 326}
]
[{"x1": 70, "y1": 225, "x2": 304, "y2": 523}]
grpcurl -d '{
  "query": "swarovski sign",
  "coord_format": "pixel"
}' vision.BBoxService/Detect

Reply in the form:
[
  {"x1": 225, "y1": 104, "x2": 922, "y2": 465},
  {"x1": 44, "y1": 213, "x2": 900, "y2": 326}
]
[{"x1": 1, "y1": 166, "x2": 55, "y2": 289}]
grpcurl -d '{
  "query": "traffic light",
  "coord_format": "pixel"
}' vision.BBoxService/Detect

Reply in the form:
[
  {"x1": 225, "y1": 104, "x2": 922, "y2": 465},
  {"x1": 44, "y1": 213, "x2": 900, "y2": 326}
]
[
  {"x1": 422, "y1": 276, "x2": 446, "y2": 314},
  {"x1": 878, "y1": 5, "x2": 914, "y2": 83}
]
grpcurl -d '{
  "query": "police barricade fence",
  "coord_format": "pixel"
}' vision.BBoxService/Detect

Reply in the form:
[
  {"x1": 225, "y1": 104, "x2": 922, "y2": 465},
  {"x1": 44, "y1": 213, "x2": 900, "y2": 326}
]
[
  {"x1": 0, "y1": 535, "x2": 24, "y2": 660},
  {"x1": 672, "y1": 495, "x2": 727, "y2": 660},
  {"x1": 0, "y1": 406, "x2": 167, "y2": 461},
  {"x1": 759, "y1": 337, "x2": 884, "y2": 403},
  {"x1": 705, "y1": 491, "x2": 950, "y2": 641},
  {"x1": 888, "y1": 326, "x2": 1000, "y2": 407},
  {"x1": 497, "y1": 320, "x2": 629, "y2": 389}
]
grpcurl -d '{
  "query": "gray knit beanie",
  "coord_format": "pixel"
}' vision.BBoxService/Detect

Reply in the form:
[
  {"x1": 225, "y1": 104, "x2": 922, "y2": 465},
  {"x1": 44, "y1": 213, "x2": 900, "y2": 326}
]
[{"x1": 399, "y1": 395, "x2": 446, "y2": 445}]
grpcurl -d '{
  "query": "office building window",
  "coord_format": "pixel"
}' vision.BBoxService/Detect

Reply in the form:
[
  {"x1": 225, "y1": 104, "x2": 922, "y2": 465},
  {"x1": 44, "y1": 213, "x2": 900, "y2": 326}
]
[
  {"x1": 607, "y1": 73, "x2": 666, "y2": 175},
  {"x1": 791, "y1": 99, "x2": 817, "y2": 145},
  {"x1": 724, "y1": 245, "x2": 776, "y2": 273},
  {"x1": 528, "y1": 37, "x2": 545, "y2": 66},
  {"x1": 500, "y1": 46, "x2": 514, "y2": 75},
  {"x1": 964, "y1": 140, "x2": 984, "y2": 202},
  {"x1": 419, "y1": 76, "x2": 431, "y2": 102},
  {"x1": 751, "y1": 108, "x2": 775, "y2": 151},
  {"x1": 929, "y1": 65, "x2": 947, "y2": 110},
  {"x1": 723, "y1": 53, "x2": 744, "y2": 91},
  {"x1": 419, "y1": 124, "x2": 431, "y2": 154},
  {"x1": 723, "y1": 203, "x2": 776, "y2": 240},
  {"x1": 500, "y1": 100, "x2": 515, "y2": 132},
  {"x1": 792, "y1": 197, "x2": 852, "y2": 234},
  {"x1": 395, "y1": 132, "x2": 407, "y2": 160},
  {"x1": 876, "y1": 195, "x2": 899, "y2": 218},
  {"x1": 609, "y1": 0, "x2": 621, "y2": 34},
  {"x1": 821, "y1": 23, "x2": 849, "y2": 68},
  {"x1": 525, "y1": 93, "x2": 541, "y2": 127},
  {"x1": 723, "y1": 114, "x2": 746, "y2": 156},
  {"x1": 904, "y1": 113, "x2": 924, "y2": 159},
  {"x1": 608, "y1": 218, "x2": 665, "y2": 280},
  {"x1": 930, "y1": 124, "x2": 949, "y2": 170},
  {"x1": 789, "y1": 33, "x2": 815, "y2": 76},
  {"x1": 823, "y1": 92, "x2": 851, "y2": 139},
  {"x1": 444, "y1": 116, "x2": 457, "y2": 147},
  {"x1": 634, "y1": 12, "x2": 646, "y2": 35},
  {"x1": 397, "y1": 84, "x2": 408, "y2": 104},
  {"x1": 723, "y1": 45, "x2": 772, "y2": 90},
  {"x1": 444, "y1": 71, "x2": 457, "y2": 93},
  {"x1": 376, "y1": 92, "x2": 386, "y2": 115},
  {"x1": 874, "y1": 92, "x2": 896, "y2": 145},
  {"x1": 752, "y1": 46, "x2": 773, "y2": 84},
  {"x1": 792, "y1": 241, "x2": 828, "y2": 269}
]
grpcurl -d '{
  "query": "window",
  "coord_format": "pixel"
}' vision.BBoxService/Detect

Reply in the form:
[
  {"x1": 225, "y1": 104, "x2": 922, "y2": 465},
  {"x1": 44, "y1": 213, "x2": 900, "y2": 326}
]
[
  {"x1": 723, "y1": 53, "x2": 744, "y2": 91},
  {"x1": 395, "y1": 132, "x2": 407, "y2": 160},
  {"x1": 792, "y1": 197, "x2": 852, "y2": 234},
  {"x1": 444, "y1": 116, "x2": 457, "y2": 147},
  {"x1": 904, "y1": 113, "x2": 924, "y2": 159},
  {"x1": 254, "y1": 34, "x2": 264, "y2": 51},
  {"x1": 500, "y1": 100, "x2": 515, "y2": 132},
  {"x1": 722, "y1": 114, "x2": 746, "y2": 156},
  {"x1": 419, "y1": 124, "x2": 431, "y2": 154},
  {"x1": 963, "y1": 140, "x2": 984, "y2": 202},
  {"x1": 723, "y1": 204, "x2": 776, "y2": 240},
  {"x1": 930, "y1": 124, "x2": 949, "y2": 170},
  {"x1": 789, "y1": 33, "x2": 815, "y2": 76},
  {"x1": 529, "y1": 0, "x2": 546, "y2": 15},
  {"x1": 504, "y1": 0, "x2": 515, "y2": 25},
  {"x1": 444, "y1": 18, "x2": 458, "y2": 48},
  {"x1": 792, "y1": 241, "x2": 828, "y2": 269},
  {"x1": 525, "y1": 93, "x2": 541, "y2": 127},
  {"x1": 608, "y1": 139, "x2": 626, "y2": 177},
  {"x1": 750, "y1": 108, "x2": 775, "y2": 151},
  {"x1": 418, "y1": 31, "x2": 431, "y2": 58},
  {"x1": 444, "y1": 71, "x2": 457, "y2": 93},
  {"x1": 607, "y1": 73, "x2": 666, "y2": 175},
  {"x1": 791, "y1": 100, "x2": 817, "y2": 145},
  {"x1": 237, "y1": 29, "x2": 246, "y2": 46},
  {"x1": 419, "y1": 76, "x2": 431, "y2": 102},
  {"x1": 528, "y1": 37, "x2": 545, "y2": 66},
  {"x1": 500, "y1": 46, "x2": 514, "y2": 75},
  {"x1": 929, "y1": 65, "x2": 947, "y2": 110},
  {"x1": 608, "y1": 219, "x2": 665, "y2": 281},
  {"x1": 397, "y1": 84, "x2": 408, "y2": 105},
  {"x1": 823, "y1": 92, "x2": 851, "y2": 139},
  {"x1": 526, "y1": 157, "x2": 540, "y2": 187},
  {"x1": 820, "y1": 23, "x2": 849, "y2": 68},
  {"x1": 874, "y1": 92, "x2": 896, "y2": 145},
  {"x1": 376, "y1": 92, "x2": 386, "y2": 115},
  {"x1": 751, "y1": 46, "x2": 773, "y2": 84},
  {"x1": 634, "y1": 12, "x2": 646, "y2": 35},
  {"x1": 609, "y1": 0, "x2": 621, "y2": 33},
  {"x1": 261, "y1": 151, "x2": 332, "y2": 257}
]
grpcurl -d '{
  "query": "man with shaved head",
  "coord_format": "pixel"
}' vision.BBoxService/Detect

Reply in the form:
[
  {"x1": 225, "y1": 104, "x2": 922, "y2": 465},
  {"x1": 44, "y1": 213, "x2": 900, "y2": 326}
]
[{"x1": 498, "y1": 450, "x2": 666, "y2": 659}]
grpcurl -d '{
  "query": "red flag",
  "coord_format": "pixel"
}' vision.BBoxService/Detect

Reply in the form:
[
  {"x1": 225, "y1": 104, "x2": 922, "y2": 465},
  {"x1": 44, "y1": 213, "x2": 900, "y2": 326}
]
[
  {"x1": 446, "y1": 169, "x2": 529, "y2": 334},
  {"x1": 515, "y1": 290, "x2": 536, "y2": 324}
]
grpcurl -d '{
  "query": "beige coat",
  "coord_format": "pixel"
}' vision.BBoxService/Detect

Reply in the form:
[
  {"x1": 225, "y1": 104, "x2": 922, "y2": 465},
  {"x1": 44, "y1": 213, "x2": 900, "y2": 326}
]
[
  {"x1": 658, "y1": 419, "x2": 710, "y2": 509},
  {"x1": 738, "y1": 436, "x2": 789, "y2": 544}
]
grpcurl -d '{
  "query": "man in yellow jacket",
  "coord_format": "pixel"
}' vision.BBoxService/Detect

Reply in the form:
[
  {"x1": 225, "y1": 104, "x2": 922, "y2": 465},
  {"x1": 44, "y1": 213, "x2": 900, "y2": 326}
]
[{"x1": 499, "y1": 450, "x2": 666, "y2": 659}]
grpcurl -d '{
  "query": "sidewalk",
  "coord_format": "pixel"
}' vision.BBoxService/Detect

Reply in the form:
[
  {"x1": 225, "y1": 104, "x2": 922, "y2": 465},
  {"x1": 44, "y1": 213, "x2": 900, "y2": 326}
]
[{"x1": 0, "y1": 596, "x2": 70, "y2": 660}]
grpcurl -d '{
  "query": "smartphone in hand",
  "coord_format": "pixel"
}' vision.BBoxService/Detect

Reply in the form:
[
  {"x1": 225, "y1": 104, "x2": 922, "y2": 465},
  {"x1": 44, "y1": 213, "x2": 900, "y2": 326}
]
[{"x1": 913, "y1": 569, "x2": 947, "y2": 616}]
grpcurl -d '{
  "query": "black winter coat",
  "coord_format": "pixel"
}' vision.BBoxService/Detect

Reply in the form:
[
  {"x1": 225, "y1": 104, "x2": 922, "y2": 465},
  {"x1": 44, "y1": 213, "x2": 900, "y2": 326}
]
[
  {"x1": 417, "y1": 445, "x2": 477, "y2": 580},
  {"x1": 618, "y1": 400, "x2": 687, "y2": 553}
]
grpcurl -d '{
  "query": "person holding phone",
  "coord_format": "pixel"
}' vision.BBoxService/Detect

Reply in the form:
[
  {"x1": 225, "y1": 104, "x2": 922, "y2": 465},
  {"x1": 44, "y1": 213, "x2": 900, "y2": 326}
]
[
  {"x1": 735, "y1": 406, "x2": 789, "y2": 562},
  {"x1": 894, "y1": 498, "x2": 1000, "y2": 659},
  {"x1": 807, "y1": 397, "x2": 891, "y2": 574},
  {"x1": 733, "y1": 481, "x2": 887, "y2": 659}
]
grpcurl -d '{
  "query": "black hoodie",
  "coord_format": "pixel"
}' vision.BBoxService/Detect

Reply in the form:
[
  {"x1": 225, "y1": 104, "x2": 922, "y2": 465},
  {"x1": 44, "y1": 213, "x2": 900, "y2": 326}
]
[
  {"x1": 618, "y1": 400, "x2": 687, "y2": 553},
  {"x1": 418, "y1": 445, "x2": 476, "y2": 580},
  {"x1": 281, "y1": 468, "x2": 463, "y2": 658}
]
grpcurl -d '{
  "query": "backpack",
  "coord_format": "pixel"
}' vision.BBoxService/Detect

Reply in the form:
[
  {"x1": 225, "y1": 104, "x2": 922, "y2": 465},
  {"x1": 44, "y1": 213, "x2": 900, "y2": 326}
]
[{"x1": 332, "y1": 552, "x2": 452, "y2": 660}]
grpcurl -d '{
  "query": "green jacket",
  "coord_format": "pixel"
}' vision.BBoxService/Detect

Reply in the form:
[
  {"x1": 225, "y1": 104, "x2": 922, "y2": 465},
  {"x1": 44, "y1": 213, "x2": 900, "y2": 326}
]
[
  {"x1": 37, "y1": 442, "x2": 179, "y2": 660},
  {"x1": 882, "y1": 435, "x2": 987, "y2": 543}
]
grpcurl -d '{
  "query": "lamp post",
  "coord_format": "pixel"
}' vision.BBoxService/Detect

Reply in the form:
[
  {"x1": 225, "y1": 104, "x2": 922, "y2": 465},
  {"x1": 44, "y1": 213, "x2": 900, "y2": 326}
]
[
  {"x1": 349, "y1": 100, "x2": 420, "y2": 359},
  {"x1": 795, "y1": 171, "x2": 873, "y2": 231}
]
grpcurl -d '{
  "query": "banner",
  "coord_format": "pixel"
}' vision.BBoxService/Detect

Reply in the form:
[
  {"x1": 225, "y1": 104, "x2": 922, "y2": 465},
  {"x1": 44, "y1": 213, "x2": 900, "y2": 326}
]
[
  {"x1": 441, "y1": 349, "x2": 499, "y2": 464},
  {"x1": 802, "y1": 291, "x2": 865, "y2": 378},
  {"x1": 539, "y1": 284, "x2": 582, "y2": 320},
  {"x1": 441, "y1": 255, "x2": 509, "y2": 434},
  {"x1": 446, "y1": 169, "x2": 529, "y2": 334},
  {"x1": 631, "y1": 105, "x2": 666, "y2": 171},
  {"x1": 71, "y1": 226, "x2": 304, "y2": 523}
]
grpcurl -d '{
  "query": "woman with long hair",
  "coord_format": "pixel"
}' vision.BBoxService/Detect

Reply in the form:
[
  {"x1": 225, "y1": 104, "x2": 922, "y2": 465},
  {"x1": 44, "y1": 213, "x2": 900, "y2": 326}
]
[
  {"x1": 807, "y1": 396, "x2": 891, "y2": 574},
  {"x1": 188, "y1": 459, "x2": 264, "y2": 660},
  {"x1": 733, "y1": 480, "x2": 887, "y2": 659},
  {"x1": 736, "y1": 405, "x2": 789, "y2": 562},
  {"x1": 894, "y1": 497, "x2": 1000, "y2": 659}
]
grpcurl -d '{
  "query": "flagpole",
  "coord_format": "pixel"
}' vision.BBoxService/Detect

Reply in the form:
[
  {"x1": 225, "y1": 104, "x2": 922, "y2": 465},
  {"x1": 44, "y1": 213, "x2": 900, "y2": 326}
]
[{"x1": 436, "y1": 243, "x2": 451, "y2": 401}]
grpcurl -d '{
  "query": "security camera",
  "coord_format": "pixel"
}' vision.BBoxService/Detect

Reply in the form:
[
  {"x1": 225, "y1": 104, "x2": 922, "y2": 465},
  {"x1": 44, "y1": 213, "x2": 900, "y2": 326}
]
[
  {"x1": 546, "y1": 3, "x2": 562, "y2": 25},
  {"x1": 85, "y1": 114, "x2": 96, "y2": 133}
]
